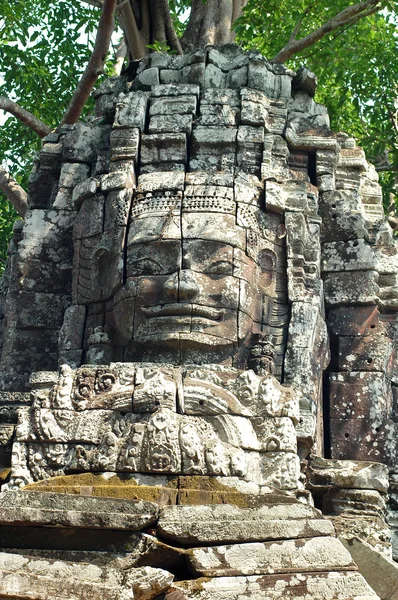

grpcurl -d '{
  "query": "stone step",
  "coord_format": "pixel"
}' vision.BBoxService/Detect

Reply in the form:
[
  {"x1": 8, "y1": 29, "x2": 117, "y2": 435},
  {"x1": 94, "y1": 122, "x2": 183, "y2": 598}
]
[
  {"x1": 172, "y1": 572, "x2": 379, "y2": 599},
  {"x1": 186, "y1": 537, "x2": 356, "y2": 577},
  {"x1": 157, "y1": 503, "x2": 334, "y2": 545},
  {"x1": 0, "y1": 491, "x2": 158, "y2": 530},
  {"x1": 0, "y1": 552, "x2": 173, "y2": 600},
  {"x1": 0, "y1": 533, "x2": 186, "y2": 571}
]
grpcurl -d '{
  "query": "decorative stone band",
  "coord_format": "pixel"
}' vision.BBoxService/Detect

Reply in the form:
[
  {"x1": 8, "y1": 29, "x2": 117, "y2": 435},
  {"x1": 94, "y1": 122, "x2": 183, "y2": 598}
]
[{"x1": 6, "y1": 364, "x2": 303, "y2": 491}]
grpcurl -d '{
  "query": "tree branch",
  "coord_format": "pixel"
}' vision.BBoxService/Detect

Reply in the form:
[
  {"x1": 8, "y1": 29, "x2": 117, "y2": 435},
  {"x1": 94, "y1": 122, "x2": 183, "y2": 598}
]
[
  {"x1": 288, "y1": 4, "x2": 314, "y2": 42},
  {"x1": 116, "y1": 0, "x2": 149, "y2": 60},
  {"x1": 0, "y1": 96, "x2": 51, "y2": 138},
  {"x1": 0, "y1": 167, "x2": 28, "y2": 218},
  {"x1": 113, "y1": 38, "x2": 127, "y2": 75},
  {"x1": 376, "y1": 166, "x2": 398, "y2": 172},
  {"x1": 273, "y1": 0, "x2": 382, "y2": 63},
  {"x1": 60, "y1": 0, "x2": 117, "y2": 125},
  {"x1": 160, "y1": 0, "x2": 183, "y2": 55}
]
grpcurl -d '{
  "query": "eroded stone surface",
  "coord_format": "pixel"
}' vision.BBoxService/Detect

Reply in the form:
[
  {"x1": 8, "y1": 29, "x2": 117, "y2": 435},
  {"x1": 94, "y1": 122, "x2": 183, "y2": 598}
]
[
  {"x1": 0, "y1": 491, "x2": 158, "y2": 530},
  {"x1": 0, "y1": 552, "x2": 173, "y2": 600},
  {"x1": 186, "y1": 537, "x2": 356, "y2": 577},
  {"x1": 157, "y1": 503, "x2": 333, "y2": 545},
  {"x1": 307, "y1": 456, "x2": 389, "y2": 494},
  {"x1": 172, "y1": 572, "x2": 379, "y2": 600}
]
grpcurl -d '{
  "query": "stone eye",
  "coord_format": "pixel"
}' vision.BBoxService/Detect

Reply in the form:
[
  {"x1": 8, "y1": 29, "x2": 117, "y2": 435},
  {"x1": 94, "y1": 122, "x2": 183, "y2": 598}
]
[
  {"x1": 206, "y1": 260, "x2": 231, "y2": 275},
  {"x1": 129, "y1": 258, "x2": 163, "y2": 276}
]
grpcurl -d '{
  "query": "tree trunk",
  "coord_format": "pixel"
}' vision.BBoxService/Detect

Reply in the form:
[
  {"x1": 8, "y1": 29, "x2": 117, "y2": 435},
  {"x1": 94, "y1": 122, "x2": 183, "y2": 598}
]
[
  {"x1": 181, "y1": 0, "x2": 247, "y2": 52},
  {"x1": 117, "y1": 0, "x2": 247, "y2": 60},
  {"x1": 117, "y1": 0, "x2": 182, "y2": 60}
]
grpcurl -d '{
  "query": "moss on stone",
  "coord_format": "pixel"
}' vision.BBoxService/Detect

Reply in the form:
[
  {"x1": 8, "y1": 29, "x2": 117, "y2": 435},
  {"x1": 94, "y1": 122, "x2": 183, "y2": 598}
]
[
  {"x1": 24, "y1": 473, "x2": 179, "y2": 503},
  {"x1": 0, "y1": 467, "x2": 10, "y2": 483}
]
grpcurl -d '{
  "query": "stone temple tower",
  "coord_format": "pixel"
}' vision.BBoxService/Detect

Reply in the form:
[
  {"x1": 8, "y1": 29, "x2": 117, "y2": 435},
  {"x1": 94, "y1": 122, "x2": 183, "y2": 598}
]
[{"x1": 0, "y1": 45, "x2": 397, "y2": 599}]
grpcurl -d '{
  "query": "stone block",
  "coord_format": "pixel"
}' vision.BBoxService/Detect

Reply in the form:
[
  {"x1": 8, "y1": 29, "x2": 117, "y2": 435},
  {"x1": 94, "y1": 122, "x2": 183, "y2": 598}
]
[
  {"x1": 307, "y1": 455, "x2": 389, "y2": 493},
  {"x1": 285, "y1": 117, "x2": 337, "y2": 151},
  {"x1": 172, "y1": 572, "x2": 378, "y2": 600},
  {"x1": 159, "y1": 69, "x2": 181, "y2": 84},
  {"x1": 327, "y1": 305, "x2": 395, "y2": 338},
  {"x1": 204, "y1": 63, "x2": 226, "y2": 88},
  {"x1": 20, "y1": 209, "x2": 75, "y2": 250},
  {"x1": 322, "y1": 239, "x2": 375, "y2": 272},
  {"x1": 186, "y1": 536, "x2": 355, "y2": 577},
  {"x1": 137, "y1": 171, "x2": 185, "y2": 193},
  {"x1": 292, "y1": 66, "x2": 317, "y2": 97},
  {"x1": 101, "y1": 171, "x2": 135, "y2": 191},
  {"x1": 72, "y1": 177, "x2": 98, "y2": 208},
  {"x1": 114, "y1": 92, "x2": 148, "y2": 129},
  {"x1": 149, "y1": 95, "x2": 197, "y2": 116},
  {"x1": 197, "y1": 104, "x2": 239, "y2": 127},
  {"x1": 148, "y1": 114, "x2": 193, "y2": 134},
  {"x1": 40, "y1": 142, "x2": 63, "y2": 171},
  {"x1": 201, "y1": 89, "x2": 240, "y2": 106},
  {"x1": 319, "y1": 190, "x2": 367, "y2": 242},
  {"x1": 53, "y1": 187, "x2": 73, "y2": 210},
  {"x1": 241, "y1": 99, "x2": 268, "y2": 127},
  {"x1": 330, "y1": 418, "x2": 396, "y2": 464},
  {"x1": 0, "y1": 553, "x2": 173, "y2": 600},
  {"x1": 0, "y1": 491, "x2": 158, "y2": 529},
  {"x1": 28, "y1": 167, "x2": 59, "y2": 209},
  {"x1": 189, "y1": 154, "x2": 236, "y2": 172},
  {"x1": 191, "y1": 127, "x2": 237, "y2": 154},
  {"x1": 329, "y1": 371, "x2": 392, "y2": 420},
  {"x1": 59, "y1": 163, "x2": 91, "y2": 188},
  {"x1": 140, "y1": 133, "x2": 187, "y2": 165},
  {"x1": 135, "y1": 67, "x2": 159, "y2": 88},
  {"x1": 16, "y1": 292, "x2": 70, "y2": 329},
  {"x1": 104, "y1": 189, "x2": 133, "y2": 230},
  {"x1": 340, "y1": 536, "x2": 398, "y2": 600},
  {"x1": 73, "y1": 195, "x2": 104, "y2": 240},
  {"x1": 152, "y1": 84, "x2": 200, "y2": 97},
  {"x1": 248, "y1": 62, "x2": 291, "y2": 99},
  {"x1": 110, "y1": 127, "x2": 140, "y2": 161},
  {"x1": 157, "y1": 503, "x2": 332, "y2": 545},
  {"x1": 324, "y1": 488, "x2": 386, "y2": 518},
  {"x1": 63, "y1": 123, "x2": 110, "y2": 163},
  {"x1": 338, "y1": 334, "x2": 395, "y2": 373},
  {"x1": 323, "y1": 270, "x2": 379, "y2": 306},
  {"x1": 226, "y1": 65, "x2": 248, "y2": 88},
  {"x1": 181, "y1": 213, "x2": 246, "y2": 250}
]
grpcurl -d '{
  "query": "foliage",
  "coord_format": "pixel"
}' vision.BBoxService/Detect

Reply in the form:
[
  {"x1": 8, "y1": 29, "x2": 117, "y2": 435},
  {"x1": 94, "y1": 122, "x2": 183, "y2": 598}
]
[
  {"x1": 0, "y1": 0, "x2": 109, "y2": 272},
  {"x1": 0, "y1": 0, "x2": 397, "y2": 272}
]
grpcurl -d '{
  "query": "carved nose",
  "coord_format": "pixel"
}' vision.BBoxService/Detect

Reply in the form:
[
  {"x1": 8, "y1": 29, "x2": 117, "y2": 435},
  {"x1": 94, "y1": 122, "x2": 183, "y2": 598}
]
[
  {"x1": 163, "y1": 273, "x2": 179, "y2": 300},
  {"x1": 179, "y1": 270, "x2": 199, "y2": 301}
]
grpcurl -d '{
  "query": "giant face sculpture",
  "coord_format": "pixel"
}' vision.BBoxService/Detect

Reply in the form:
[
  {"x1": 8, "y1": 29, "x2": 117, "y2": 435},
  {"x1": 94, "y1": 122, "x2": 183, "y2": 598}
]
[{"x1": 109, "y1": 187, "x2": 287, "y2": 368}]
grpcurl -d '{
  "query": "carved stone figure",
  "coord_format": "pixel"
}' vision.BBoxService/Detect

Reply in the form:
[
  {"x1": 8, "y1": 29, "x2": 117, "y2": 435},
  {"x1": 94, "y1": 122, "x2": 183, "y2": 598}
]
[{"x1": 0, "y1": 46, "x2": 396, "y2": 599}]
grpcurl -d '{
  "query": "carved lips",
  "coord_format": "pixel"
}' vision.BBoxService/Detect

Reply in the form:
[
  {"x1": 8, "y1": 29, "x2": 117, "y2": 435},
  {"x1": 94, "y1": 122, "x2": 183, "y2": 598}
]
[{"x1": 142, "y1": 303, "x2": 225, "y2": 323}]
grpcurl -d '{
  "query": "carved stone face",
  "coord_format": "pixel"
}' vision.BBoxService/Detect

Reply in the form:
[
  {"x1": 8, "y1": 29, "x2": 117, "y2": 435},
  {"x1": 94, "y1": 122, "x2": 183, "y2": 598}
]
[{"x1": 112, "y1": 209, "x2": 278, "y2": 363}]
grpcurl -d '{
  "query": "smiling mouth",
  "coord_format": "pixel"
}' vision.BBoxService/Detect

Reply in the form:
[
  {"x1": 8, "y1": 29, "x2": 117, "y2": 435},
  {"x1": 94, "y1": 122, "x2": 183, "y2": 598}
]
[{"x1": 142, "y1": 304, "x2": 224, "y2": 321}]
